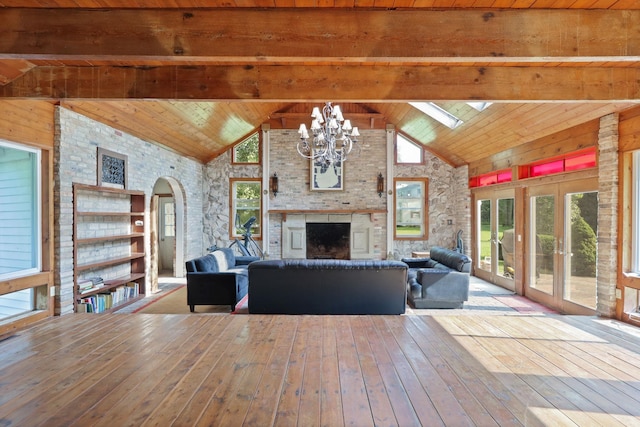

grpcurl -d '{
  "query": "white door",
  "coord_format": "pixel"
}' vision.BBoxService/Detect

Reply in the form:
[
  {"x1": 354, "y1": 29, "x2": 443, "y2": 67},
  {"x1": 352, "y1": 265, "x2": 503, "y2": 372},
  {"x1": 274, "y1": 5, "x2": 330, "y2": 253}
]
[{"x1": 158, "y1": 196, "x2": 175, "y2": 273}]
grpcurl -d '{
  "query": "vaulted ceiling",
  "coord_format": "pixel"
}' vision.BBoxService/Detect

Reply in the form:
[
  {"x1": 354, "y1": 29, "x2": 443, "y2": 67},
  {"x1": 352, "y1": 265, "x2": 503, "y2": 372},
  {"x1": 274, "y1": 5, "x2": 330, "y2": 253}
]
[{"x1": 1, "y1": 1, "x2": 639, "y2": 166}]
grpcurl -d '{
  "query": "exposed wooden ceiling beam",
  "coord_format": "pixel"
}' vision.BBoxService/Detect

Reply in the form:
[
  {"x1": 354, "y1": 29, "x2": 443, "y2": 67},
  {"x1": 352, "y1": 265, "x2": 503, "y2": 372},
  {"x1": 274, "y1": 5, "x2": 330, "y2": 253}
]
[
  {"x1": 3, "y1": 65, "x2": 640, "y2": 101},
  {"x1": 1, "y1": 9, "x2": 639, "y2": 65}
]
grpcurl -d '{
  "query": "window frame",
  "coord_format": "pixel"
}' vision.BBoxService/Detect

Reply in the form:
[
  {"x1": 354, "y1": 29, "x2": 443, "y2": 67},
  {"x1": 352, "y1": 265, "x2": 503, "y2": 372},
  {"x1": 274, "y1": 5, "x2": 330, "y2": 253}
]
[
  {"x1": 394, "y1": 177, "x2": 429, "y2": 240},
  {"x1": 229, "y1": 178, "x2": 262, "y2": 240},
  {"x1": 0, "y1": 140, "x2": 42, "y2": 281},
  {"x1": 160, "y1": 198, "x2": 176, "y2": 239},
  {"x1": 395, "y1": 133, "x2": 425, "y2": 165},
  {"x1": 231, "y1": 131, "x2": 262, "y2": 165}
]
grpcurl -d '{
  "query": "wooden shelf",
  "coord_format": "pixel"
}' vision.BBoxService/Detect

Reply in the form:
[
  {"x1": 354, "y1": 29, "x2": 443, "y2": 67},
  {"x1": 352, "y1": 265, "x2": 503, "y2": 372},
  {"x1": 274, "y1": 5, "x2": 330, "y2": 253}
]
[
  {"x1": 77, "y1": 211, "x2": 144, "y2": 217},
  {"x1": 77, "y1": 273, "x2": 145, "y2": 297},
  {"x1": 73, "y1": 183, "x2": 144, "y2": 197},
  {"x1": 73, "y1": 183, "x2": 146, "y2": 313},
  {"x1": 76, "y1": 233, "x2": 144, "y2": 245},
  {"x1": 269, "y1": 209, "x2": 386, "y2": 221},
  {"x1": 76, "y1": 253, "x2": 145, "y2": 272}
]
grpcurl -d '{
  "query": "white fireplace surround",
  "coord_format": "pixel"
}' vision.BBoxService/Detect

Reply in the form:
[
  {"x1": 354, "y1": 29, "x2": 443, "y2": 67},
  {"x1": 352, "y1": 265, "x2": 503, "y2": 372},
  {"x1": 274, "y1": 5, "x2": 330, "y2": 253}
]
[{"x1": 282, "y1": 213, "x2": 375, "y2": 259}]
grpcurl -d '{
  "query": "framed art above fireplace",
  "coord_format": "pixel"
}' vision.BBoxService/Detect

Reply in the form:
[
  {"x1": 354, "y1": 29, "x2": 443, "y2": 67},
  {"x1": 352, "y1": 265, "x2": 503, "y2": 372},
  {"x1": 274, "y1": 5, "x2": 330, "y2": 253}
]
[{"x1": 311, "y1": 149, "x2": 343, "y2": 191}]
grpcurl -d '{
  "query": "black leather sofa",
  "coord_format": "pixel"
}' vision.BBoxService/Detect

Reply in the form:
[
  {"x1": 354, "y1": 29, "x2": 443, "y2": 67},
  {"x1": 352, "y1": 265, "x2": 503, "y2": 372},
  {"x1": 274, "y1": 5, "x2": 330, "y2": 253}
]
[
  {"x1": 247, "y1": 259, "x2": 408, "y2": 315},
  {"x1": 185, "y1": 248, "x2": 260, "y2": 312},
  {"x1": 402, "y1": 246, "x2": 471, "y2": 309}
]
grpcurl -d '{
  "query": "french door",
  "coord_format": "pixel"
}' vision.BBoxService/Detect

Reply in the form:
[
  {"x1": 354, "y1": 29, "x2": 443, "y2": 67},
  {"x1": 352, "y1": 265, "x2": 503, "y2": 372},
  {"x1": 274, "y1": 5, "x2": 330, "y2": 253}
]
[
  {"x1": 527, "y1": 180, "x2": 598, "y2": 314},
  {"x1": 475, "y1": 189, "x2": 516, "y2": 291}
]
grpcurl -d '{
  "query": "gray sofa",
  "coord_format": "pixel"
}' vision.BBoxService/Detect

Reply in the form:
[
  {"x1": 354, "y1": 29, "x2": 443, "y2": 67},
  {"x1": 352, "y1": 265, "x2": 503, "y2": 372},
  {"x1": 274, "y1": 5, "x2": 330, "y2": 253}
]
[
  {"x1": 402, "y1": 246, "x2": 471, "y2": 309},
  {"x1": 185, "y1": 248, "x2": 260, "y2": 312},
  {"x1": 247, "y1": 259, "x2": 408, "y2": 315}
]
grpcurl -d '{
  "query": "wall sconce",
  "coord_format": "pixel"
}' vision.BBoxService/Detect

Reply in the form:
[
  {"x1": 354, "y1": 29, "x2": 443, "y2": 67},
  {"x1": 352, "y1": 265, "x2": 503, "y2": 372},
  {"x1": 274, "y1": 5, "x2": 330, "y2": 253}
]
[
  {"x1": 270, "y1": 173, "x2": 279, "y2": 197},
  {"x1": 377, "y1": 173, "x2": 384, "y2": 197}
]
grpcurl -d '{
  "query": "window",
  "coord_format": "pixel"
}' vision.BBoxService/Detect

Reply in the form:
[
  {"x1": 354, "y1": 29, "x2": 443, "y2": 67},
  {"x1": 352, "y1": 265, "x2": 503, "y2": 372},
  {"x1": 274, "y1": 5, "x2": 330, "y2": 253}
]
[
  {"x1": 396, "y1": 134, "x2": 424, "y2": 164},
  {"x1": 0, "y1": 141, "x2": 41, "y2": 279},
  {"x1": 409, "y1": 102, "x2": 464, "y2": 129},
  {"x1": 162, "y1": 200, "x2": 175, "y2": 238},
  {"x1": 232, "y1": 132, "x2": 260, "y2": 164},
  {"x1": 0, "y1": 141, "x2": 40, "y2": 320},
  {"x1": 520, "y1": 147, "x2": 597, "y2": 179},
  {"x1": 230, "y1": 178, "x2": 262, "y2": 238},
  {"x1": 394, "y1": 178, "x2": 428, "y2": 239},
  {"x1": 469, "y1": 169, "x2": 513, "y2": 188}
]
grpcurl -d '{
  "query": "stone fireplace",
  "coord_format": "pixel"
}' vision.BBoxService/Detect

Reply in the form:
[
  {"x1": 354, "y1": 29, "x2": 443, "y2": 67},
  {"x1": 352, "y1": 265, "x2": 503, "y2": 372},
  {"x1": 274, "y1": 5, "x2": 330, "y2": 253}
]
[
  {"x1": 281, "y1": 213, "x2": 375, "y2": 259},
  {"x1": 306, "y1": 222, "x2": 350, "y2": 259}
]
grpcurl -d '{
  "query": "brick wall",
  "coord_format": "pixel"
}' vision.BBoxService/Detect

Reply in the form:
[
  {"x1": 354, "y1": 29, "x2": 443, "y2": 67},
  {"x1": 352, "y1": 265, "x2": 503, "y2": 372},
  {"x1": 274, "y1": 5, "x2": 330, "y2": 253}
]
[
  {"x1": 203, "y1": 128, "x2": 469, "y2": 259},
  {"x1": 54, "y1": 107, "x2": 203, "y2": 315}
]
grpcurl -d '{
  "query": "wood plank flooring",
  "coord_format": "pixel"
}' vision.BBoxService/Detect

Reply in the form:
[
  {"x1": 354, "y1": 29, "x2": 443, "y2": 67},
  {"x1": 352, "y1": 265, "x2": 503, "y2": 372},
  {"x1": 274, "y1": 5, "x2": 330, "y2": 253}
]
[{"x1": 2, "y1": 313, "x2": 640, "y2": 426}]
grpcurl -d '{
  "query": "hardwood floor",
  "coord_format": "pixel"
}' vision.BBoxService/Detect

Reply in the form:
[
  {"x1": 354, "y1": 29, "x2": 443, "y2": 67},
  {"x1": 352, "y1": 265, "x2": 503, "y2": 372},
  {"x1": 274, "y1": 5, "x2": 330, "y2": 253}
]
[{"x1": 2, "y1": 313, "x2": 640, "y2": 426}]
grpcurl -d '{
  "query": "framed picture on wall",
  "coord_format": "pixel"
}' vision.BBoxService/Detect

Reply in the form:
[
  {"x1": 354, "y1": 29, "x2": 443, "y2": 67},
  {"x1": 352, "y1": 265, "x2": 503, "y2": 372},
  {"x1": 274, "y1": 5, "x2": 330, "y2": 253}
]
[
  {"x1": 310, "y1": 150, "x2": 343, "y2": 191},
  {"x1": 97, "y1": 147, "x2": 128, "y2": 189}
]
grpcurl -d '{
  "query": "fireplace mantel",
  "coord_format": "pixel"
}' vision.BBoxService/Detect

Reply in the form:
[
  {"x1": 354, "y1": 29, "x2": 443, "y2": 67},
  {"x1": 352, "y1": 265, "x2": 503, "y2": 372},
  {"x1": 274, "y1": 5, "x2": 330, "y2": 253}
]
[{"x1": 269, "y1": 209, "x2": 386, "y2": 221}]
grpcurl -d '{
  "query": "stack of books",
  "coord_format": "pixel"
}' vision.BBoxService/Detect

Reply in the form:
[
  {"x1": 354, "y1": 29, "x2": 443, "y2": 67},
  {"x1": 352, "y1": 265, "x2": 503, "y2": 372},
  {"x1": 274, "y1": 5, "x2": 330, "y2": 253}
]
[{"x1": 77, "y1": 277, "x2": 104, "y2": 294}]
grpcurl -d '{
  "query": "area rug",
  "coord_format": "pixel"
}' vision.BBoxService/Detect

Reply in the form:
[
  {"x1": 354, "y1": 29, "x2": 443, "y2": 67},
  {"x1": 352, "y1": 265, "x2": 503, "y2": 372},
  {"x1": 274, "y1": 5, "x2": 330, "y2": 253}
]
[{"x1": 133, "y1": 285, "x2": 248, "y2": 314}]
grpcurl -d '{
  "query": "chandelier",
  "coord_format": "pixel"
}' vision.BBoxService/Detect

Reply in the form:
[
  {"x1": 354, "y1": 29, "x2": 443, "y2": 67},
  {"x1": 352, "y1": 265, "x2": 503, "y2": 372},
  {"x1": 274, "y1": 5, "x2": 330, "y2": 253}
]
[{"x1": 297, "y1": 102, "x2": 360, "y2": 164}]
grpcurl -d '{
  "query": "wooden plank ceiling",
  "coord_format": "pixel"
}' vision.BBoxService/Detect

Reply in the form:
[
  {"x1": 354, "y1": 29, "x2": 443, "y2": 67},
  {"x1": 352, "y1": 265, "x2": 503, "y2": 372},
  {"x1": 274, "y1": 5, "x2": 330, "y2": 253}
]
[{"x1": 0, "y1": 2, "x2": 639, "y2": 165}]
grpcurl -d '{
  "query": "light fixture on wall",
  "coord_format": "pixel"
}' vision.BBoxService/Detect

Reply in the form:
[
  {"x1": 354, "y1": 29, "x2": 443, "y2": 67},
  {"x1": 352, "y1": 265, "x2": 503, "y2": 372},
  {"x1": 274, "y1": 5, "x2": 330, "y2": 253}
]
[
  {"x1": 297, "y1": 102, "x2": 360, "y2": 164},
  {"x1": 377, "y1": 173, "x2": 385, "y2": 197},
  {"x1": 270, "y1": 173, "x2": 279, "y2": 197}
]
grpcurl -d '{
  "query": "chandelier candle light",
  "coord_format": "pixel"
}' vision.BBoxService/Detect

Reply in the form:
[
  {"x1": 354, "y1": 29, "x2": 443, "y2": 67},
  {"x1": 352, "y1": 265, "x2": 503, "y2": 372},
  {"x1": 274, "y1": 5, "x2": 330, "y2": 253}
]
[{"x1": 297, "y1": 102, "x2": 360, "y2": 164}]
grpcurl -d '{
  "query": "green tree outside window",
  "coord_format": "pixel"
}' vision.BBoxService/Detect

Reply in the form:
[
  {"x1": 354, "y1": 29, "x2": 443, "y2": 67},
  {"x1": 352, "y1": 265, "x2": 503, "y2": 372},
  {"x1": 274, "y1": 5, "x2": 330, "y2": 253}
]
[{"x1": 233, "y1": 133, "x2": 260, "y2": 164}]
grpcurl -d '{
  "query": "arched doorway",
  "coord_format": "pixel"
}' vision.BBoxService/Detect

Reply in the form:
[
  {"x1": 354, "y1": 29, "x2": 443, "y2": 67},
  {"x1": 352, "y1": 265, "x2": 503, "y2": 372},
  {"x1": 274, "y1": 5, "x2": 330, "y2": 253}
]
[{"x1": 150, "y1": 178, "x2": 186, "y2": 293}]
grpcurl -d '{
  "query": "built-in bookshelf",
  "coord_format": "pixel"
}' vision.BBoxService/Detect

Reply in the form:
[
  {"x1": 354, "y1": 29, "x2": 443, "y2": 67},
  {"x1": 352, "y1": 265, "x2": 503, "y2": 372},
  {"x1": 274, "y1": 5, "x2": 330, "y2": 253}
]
[{"x1": 73, "y1": 183, "x2": 146, "y2": 313}]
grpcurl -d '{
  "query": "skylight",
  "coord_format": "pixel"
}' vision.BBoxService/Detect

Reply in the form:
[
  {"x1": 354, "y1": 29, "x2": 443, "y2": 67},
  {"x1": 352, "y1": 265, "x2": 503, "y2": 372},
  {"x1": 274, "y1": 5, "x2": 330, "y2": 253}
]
[
  {"x1": 467, "y1": 102, "x2": 493, "y2": 112},
  {"x1": 409, "y1": 102, "x2": 463, "y2": 129}
]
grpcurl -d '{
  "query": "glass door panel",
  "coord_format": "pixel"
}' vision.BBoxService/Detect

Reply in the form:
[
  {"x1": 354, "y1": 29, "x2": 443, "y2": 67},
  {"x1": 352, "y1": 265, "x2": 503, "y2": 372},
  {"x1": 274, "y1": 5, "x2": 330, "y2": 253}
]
[
  {"x1": 563, "y1": 190, "x2": 598, "y2": 310},
  {"x1": 477, "y1": 198, "x2": 492, "y2": 274},
  {"x1": 497, "y1": 197, "x2": 515, "y2": 280},
  {"x1": 529, "y1": 193, "x2": 555, "y2": 296}
]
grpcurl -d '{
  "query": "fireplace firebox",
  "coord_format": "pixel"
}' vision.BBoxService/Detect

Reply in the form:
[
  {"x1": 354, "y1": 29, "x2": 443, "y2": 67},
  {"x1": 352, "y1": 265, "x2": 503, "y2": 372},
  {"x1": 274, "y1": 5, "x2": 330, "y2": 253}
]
[{"x1": 306, "y1": 222, "x2": 350, "y2": 259}]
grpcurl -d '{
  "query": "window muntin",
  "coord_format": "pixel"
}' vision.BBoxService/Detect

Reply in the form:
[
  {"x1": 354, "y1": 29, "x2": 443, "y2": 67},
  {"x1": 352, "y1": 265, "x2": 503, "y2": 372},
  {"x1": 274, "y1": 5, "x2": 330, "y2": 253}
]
[
  {"x1": 394, "y1": 178, "x2": 428, "y2": 239},
  {"x1": 232, "y1": 132, "x2": 260, "y2": 164},
  {"x1": 230, "y1": 178, "x2": 262, "y2": 238},
  {"x1": 396, "y1": 134, "x2": 424, "y2": 164},
  {"x1": 0, "y1": 141, "x2": 41, "y2": 280}
]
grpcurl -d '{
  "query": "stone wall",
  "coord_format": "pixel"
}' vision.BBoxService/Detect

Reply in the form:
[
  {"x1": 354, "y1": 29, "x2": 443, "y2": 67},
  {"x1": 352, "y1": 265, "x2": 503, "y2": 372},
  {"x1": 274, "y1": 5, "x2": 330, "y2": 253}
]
[
  {"x1": 203, "y1": 150, "x2": 262, "y2": 251},
  {"x1": 203, "y1": 127, "x2": 470, "y2": 260},
  {"x1": 54, "y1": 107, "x2": 203, "y2": 315},
  {"x1": 597, "y1": 113, "x2": 619, "y2": 317},
  {"x1": 392, "y1": 156, "x2": 470, "y2": 259}
]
